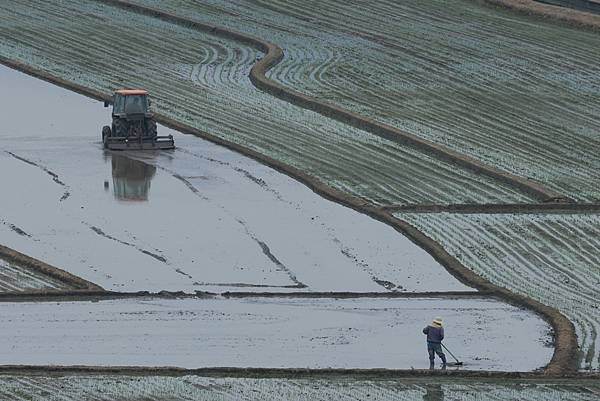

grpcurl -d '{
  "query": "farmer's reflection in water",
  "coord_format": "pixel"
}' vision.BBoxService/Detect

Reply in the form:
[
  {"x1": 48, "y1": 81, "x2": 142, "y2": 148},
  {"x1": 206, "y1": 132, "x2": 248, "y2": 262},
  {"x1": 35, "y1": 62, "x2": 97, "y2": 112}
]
[
  {"x1": 110, "y1": 155, "x2": 156, "y2": 201},
  {"x1": 422, "y1": 384, "x2": 444, "y2": 401}
]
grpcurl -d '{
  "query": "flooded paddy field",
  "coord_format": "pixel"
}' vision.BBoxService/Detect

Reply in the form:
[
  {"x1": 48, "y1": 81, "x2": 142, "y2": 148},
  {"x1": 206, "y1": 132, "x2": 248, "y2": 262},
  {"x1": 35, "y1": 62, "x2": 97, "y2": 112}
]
[
  {"x1": 132, "y1": 0, "x2": 600, "y2": 200},
  {"x1": 0, "y1": 297, "x2": 552, "y2": 370},
  {"x1": 397, "y1": 212, "x2": 600, "y2": 371},
  {"x1": 0, "y1": 0, "x2": 534, "y2": 206},
  {"x1": 0, "y1": 375, "x2": 598, "y2": 401},
  {"x1": 0, "y1": 65, "x2": 470, "y2": 293}
]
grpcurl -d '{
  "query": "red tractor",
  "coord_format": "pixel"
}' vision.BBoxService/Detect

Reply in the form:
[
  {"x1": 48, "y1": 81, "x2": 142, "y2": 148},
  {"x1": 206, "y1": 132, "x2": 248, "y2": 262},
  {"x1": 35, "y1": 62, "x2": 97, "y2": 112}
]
[{"x1": 102, "y1": 90, "x2": 174, "y2": 150}]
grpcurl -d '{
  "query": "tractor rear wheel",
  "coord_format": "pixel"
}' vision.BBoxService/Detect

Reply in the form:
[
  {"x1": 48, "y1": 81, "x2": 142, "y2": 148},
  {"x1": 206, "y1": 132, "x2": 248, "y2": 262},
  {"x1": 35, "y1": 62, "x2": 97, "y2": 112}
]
[
  {"x1": 101, "y1": 126, "x2": 112, "y2": 149},
  {"x1": 146, "y1": 118, "x2": 158, "y2": 139}
]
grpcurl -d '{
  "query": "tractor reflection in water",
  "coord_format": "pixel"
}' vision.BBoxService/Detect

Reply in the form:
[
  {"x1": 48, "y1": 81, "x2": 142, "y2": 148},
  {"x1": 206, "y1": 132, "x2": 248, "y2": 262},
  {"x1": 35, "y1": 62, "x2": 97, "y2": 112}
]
[{"x1": 109, "y1": 155, "x2": 156, "y2": 201}]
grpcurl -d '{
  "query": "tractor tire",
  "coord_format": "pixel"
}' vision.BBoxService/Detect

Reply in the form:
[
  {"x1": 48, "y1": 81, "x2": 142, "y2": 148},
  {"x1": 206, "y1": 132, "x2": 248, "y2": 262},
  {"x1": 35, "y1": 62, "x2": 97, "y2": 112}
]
[
  {"x1": 146, "y1": 118, "x2": 158, "y2": 139},
  {"x1": 113, "y1": 118, "x2": 127, "y2": 137},
  {"x1": 101, "y1": 126, "x2": 112, "y2": 149}
]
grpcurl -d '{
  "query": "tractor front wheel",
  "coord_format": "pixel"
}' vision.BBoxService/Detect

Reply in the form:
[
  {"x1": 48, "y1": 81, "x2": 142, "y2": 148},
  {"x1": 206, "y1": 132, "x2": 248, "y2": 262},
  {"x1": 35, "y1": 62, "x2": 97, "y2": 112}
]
[{"x1": 102, "y1": 126, "x2": 112, "y2": 149}]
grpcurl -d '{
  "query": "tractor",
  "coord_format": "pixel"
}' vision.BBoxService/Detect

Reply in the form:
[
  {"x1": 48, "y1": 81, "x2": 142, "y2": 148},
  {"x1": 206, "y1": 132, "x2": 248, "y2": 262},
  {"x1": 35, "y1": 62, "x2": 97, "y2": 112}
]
[{"x1": 101, "y1": 90, "x2": 174, "y2": 150}]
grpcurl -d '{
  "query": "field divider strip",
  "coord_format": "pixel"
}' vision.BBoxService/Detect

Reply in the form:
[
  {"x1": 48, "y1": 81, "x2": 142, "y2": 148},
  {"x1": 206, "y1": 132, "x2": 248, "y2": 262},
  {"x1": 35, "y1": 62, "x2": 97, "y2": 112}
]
[
  {"x1": 0, "y1": 245, "x2": 103, "y2": 291},
  {"x1": 0, "y1": 290, "x2": 487, "y2": 302},
  {"x1": 484, "y1": 0, "x2": 600, "y2": 29},
  {"x1": 381, "y1": 202, "x2": 600, "y2": 214},
  {"x1": 0, "y1": 57, "x2": 578, "y2": 375},
  {"x1": 0, "y1": 365, "x2": 595, "y2": 380},
  {"x1": 95, "y1": 0, "x2": 567, "y2": 202}
]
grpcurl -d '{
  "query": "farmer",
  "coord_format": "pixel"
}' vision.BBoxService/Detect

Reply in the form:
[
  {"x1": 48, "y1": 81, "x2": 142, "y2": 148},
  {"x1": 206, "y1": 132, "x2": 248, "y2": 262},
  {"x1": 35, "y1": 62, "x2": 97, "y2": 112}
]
[{"x1": 423, "y1": 317, "x2": 447, "y2": 369}]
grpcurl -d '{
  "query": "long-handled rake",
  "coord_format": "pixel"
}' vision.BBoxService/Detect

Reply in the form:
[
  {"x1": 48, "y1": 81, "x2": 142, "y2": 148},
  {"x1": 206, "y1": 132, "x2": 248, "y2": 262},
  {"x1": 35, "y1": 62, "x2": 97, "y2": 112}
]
[{"x1": 441, "y1": 343, "x2": 464, "y2": 366}]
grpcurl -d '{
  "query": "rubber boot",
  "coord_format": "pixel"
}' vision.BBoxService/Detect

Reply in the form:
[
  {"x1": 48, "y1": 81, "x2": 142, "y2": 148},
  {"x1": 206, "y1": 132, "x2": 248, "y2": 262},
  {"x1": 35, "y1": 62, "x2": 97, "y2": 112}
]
[
  {"x1": 429, "y1": 361, "x2": 434, "y2": 370},
  {"x1": 441, "y1": 355, "x2": 447, "y2": 369}
]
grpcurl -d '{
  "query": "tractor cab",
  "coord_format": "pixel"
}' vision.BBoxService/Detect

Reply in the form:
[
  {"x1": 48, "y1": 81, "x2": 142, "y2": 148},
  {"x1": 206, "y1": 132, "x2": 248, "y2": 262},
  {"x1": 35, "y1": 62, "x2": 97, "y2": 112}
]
[
  {"x1": 101, "y1": 89, "x2": 174, "y2": 150},
  {"x1": 109, "y1": 90, "x2": 151, "y2": 120}
]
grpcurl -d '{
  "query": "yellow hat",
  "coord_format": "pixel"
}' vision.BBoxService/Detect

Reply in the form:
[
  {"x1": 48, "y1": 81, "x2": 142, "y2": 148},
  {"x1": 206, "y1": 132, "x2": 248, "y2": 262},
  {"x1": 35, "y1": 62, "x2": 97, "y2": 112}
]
[{"x1": 432, "y1": 317, "x2": 443, "y2": 327}]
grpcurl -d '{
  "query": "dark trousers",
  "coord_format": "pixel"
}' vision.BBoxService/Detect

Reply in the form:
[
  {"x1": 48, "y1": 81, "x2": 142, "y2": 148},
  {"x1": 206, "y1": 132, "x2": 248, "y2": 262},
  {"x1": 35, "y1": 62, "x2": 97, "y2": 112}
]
[{"x1": 427, "y1": 342, "x2": 447, "y2": 364}]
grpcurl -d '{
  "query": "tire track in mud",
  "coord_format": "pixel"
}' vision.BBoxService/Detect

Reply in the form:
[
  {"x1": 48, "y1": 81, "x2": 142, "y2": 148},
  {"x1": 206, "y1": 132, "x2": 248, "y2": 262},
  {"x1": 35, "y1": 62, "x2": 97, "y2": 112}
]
[
  {"x1": 87, "y1": 223, "x2": 196, "y2": 280},
  {"x1": 88, "y1": 225, "x2": 168, "y2": 264},
  {"x1": 86, "y1": 225, "x2": 197, "y2": 281},
  {"x1": 233, "y1": 167, "x2": 286, "y2": 203},
  {"x1": 155, "y1": 151, "x2": 398, "y2": 291},
  {"x1": 86, "y1": 225, "x2": 198, "y2": 281},
  {"x1": 0, "y1": 220, "x2": 32, "y2": 238},
  {"x1": 175, "y1": 148, "x2": 288, "y2": 203},
  {"x1": 5, "y1": 151, "x2": 71, "y2": 202},
  {"x1": 149, "y1": 160, "x2": 307, "y2": 289},
  {"x1": 236, "y1": 218, "x2": 307, "y2": 289}
]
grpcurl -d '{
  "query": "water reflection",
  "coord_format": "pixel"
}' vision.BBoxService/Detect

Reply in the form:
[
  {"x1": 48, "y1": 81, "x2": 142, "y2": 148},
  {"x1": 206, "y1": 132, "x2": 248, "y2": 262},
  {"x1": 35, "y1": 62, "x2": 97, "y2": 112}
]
[
  {"x1": 422, "y1": 384, "x2": 444, "y2": 401},
  {"x1": 110, "y1": 155, "x2": 156, "y2": 201}
]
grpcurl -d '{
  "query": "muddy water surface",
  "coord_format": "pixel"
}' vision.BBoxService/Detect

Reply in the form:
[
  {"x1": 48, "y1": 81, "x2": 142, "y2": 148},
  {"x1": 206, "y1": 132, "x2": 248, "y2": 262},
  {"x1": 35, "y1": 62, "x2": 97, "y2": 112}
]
[
  {"x1": 0, "y1": 297, "x2": 553, "y2": 371},
  {"x1": 0, "y1": 66, "x2": 471, "y2": 293}
]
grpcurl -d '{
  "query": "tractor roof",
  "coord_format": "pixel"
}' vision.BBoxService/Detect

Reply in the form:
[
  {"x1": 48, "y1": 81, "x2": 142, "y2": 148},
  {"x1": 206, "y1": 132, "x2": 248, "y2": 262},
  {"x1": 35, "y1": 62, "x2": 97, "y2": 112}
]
[{"x1": 114, "y1": 89, "x2": 148, "y2": 95}]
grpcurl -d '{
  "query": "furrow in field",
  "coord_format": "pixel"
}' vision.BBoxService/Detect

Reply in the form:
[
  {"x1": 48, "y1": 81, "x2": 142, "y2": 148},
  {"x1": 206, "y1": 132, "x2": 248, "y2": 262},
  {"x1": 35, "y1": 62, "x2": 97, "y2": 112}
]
[
  {"x1": 396, "y1": 212, "x2": 600, "y2": 371},
  {"x1": 133, "y1": 0, "x2": 600, "y2": 200},
  {"x1": 0, "y1": 0, "x2": 533, "y2": 206}
]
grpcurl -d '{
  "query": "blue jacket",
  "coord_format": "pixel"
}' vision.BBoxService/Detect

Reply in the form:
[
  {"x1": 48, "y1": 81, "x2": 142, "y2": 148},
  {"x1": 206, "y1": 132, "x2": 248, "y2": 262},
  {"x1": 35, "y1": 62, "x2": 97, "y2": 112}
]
[{"x1": 423, "y1": 325, "x2": 444, "y2": 343}]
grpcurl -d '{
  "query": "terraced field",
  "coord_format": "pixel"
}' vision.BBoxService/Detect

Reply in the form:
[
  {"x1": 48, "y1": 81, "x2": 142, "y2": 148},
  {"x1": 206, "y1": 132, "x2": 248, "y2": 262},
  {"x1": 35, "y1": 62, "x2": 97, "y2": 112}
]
[
  {"x1": 0, "y1": 0, "x2": 534, "y2": 206},
  {"x1": 0, "y1": 258, "x2": 71, "y2": 292},
  {"x1": 2, "y1": 0, "x2": 599, "y2": 386},
  {"x1": 396, "y1": 212, "x2": 600, "y2": 371},
  {"x1": 1, "y1": 375, "x2": 598, "y2": 401},
  {"x1": 132, "y1": 0, "x2": 600, "y2": 201}
]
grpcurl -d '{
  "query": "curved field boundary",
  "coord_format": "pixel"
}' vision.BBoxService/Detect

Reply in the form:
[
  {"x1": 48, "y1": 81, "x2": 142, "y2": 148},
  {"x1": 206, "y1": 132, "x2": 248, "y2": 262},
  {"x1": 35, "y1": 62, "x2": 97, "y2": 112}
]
[
  {"x1": 485, "y1": 0, "x2": 600, "y2": 29},
  {"x1": 0, "y1": 32, "x2": 577, "y2": 377},
  {"x1": 0, "y1": 365, "x2": 596, "y2": 380},
  {"x1": 383, "y1": 203, "x2": 600, "y2": 213},
  {"x1": 96, "y1": 0, "x2": 564, "y2": 203},
  {"x1": 0, "y1": 245, "x2": 103, "y2": 291}
]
